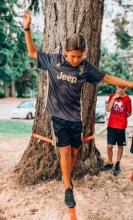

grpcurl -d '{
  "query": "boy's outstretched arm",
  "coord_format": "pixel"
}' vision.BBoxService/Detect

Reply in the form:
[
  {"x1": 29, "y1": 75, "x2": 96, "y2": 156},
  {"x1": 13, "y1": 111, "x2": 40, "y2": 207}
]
[
  {"x1": 102, "y1": 74, "x2": 133, "y2": 88},
  {"x1": 23, "y1": 10, "x2": 37, "y2": 59}
]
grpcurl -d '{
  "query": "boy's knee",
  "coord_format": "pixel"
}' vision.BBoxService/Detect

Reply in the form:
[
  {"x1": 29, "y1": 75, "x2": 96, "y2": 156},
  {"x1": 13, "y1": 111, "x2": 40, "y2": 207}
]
[
  {"x1": 107, "y1": 144, "x2": 113, "y2": 149},
  {"x1": 60, "y1": 146, "x2": 71, "y2": 158}
]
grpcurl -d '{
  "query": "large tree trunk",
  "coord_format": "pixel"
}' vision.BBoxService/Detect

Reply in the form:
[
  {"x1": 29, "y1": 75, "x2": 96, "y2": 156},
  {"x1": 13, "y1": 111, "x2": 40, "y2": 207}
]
[{"x1": 15, "y1": 0, "x2": 104, "y2": 185}]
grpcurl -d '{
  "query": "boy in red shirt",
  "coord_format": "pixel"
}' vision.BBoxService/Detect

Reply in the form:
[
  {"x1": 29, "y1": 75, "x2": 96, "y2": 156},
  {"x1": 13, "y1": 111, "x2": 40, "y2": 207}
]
[{"x1": 104, "y1": 86, "x2": 132, "y2": 175}]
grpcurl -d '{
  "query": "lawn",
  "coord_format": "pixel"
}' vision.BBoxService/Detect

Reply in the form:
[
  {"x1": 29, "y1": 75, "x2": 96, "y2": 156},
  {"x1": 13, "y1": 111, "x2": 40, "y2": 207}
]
[
  {"x1": 0, "y1": 119, "x2": 107, "y2": 138},
  {"x1": 0, "y1": 119, "x2": 33, "y2": 137}
]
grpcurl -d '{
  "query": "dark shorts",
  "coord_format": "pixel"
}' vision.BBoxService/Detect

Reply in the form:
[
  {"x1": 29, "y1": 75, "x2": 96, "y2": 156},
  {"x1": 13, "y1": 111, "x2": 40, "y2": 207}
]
[
  {"x1": 107, "y1": 127, "x2": 126, "y2": 146},
  {"x1": 52, "y1": 116, "x2": 82, "y2": 149}
]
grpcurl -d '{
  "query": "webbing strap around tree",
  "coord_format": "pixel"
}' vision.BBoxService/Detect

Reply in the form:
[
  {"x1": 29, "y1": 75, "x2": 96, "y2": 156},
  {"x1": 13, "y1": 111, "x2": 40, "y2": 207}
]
[
  {"x1": 83, "y1": 133, "x2": 95, "y2": 142},
  {"x1": 32, "y1": 133, "x2": 95, "y2": 144},
  {"x1": 32, "y1": 133, "x2": 53, "y2": 144}
]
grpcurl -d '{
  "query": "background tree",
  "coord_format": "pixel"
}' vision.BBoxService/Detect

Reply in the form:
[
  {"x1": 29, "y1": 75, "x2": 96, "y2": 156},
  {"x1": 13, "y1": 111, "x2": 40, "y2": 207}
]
[
  {"x1": 0, "y1": 0, "x2": 40, "y2": 97},
  {"x1": 14, "y1": 31, "x2": 42, "y2": 97},
  {"x1": 113, "y1": 0, "x2": 133, "y2": 50},
  {"x1": 0, "y1": 0, "x2": 17, "y2": 97},
  {"x1": 98, "y1": 46, "x2": 132, "y2": 94},
  {"x1": 99, "y1": 0, "x2": 133, "y2": 95},
  {"x1": 15, "y1": 0, "x2": 105, "y2": 185}
]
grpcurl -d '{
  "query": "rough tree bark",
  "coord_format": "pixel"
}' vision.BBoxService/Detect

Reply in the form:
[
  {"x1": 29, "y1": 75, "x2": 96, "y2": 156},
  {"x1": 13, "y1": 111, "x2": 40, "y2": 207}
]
[{"x1": 15, "y1": 0, "x2": 105, "y2": 185}]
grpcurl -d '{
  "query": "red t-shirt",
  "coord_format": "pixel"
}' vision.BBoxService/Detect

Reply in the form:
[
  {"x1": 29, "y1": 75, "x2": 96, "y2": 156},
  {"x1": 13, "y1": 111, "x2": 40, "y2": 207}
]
[{"x1": 108, "y1": 93, "x2": 132, "y2": 129}]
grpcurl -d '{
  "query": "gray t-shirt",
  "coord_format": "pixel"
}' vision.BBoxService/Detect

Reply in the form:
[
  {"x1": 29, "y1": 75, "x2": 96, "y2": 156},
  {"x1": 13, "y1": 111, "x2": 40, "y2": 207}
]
[{"x1": 37, "y1": 52, "x2": 105, "y2": 121}]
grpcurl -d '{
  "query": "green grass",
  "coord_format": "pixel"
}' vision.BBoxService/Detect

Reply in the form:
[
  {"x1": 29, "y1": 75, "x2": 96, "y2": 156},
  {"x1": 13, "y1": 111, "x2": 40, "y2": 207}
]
[{"x1": 0, "y1": 119, "x2": 33, "y2": 137}]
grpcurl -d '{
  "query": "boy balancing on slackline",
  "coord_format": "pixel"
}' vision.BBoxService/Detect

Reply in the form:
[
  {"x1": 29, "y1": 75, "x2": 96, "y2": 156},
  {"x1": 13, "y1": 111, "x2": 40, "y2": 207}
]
[{"x1": 23, "y1": 10, "x2": 133, "y2": 208}]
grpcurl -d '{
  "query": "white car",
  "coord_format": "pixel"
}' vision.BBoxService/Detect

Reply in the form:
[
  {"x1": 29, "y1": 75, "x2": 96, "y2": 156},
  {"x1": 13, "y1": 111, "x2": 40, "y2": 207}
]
[
  {"x1": 95, "y1": 98, "x2": 107, "y2": 123},
  {"x1": 10, "y1": 100, "x2": 36, "y2": 119}
]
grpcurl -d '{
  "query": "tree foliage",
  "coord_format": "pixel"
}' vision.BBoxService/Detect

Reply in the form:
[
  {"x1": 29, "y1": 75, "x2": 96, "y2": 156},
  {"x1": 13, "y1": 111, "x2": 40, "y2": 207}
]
[
  {"x1": 113, "y1": 0, "x2": 133, "y2": 49},
  {"x1": 0, "y1": 0, "x2": 41, "y2": 97},
  {"x1": 98, "y1": 47, "x2": 132, "y2": 94},
  {"x1": 28, "y1": 0, "x2": 39, "y2": 12},
  {"x1": 0, "y1": 0, "x2": 17, "y2": 83},
  {"x1": 113, "y1": 16, "x2": 132, "y2": 49}
]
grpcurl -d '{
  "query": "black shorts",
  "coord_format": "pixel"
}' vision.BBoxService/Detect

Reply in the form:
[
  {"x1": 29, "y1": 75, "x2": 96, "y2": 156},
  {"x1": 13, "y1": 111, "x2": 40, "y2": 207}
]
[
  {"x1": 107, "y1": 127, "x2": 126, "y2": 146},
  {"x1": 52, "y1": 116, "x2": 82, "y2": 149}
]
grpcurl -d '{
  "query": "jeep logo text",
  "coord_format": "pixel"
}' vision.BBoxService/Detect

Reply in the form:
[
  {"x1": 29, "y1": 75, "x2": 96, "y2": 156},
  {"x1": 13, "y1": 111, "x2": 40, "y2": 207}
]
[{"x1": 57, "y1": 72, "x2": 77, "y2": 84}]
